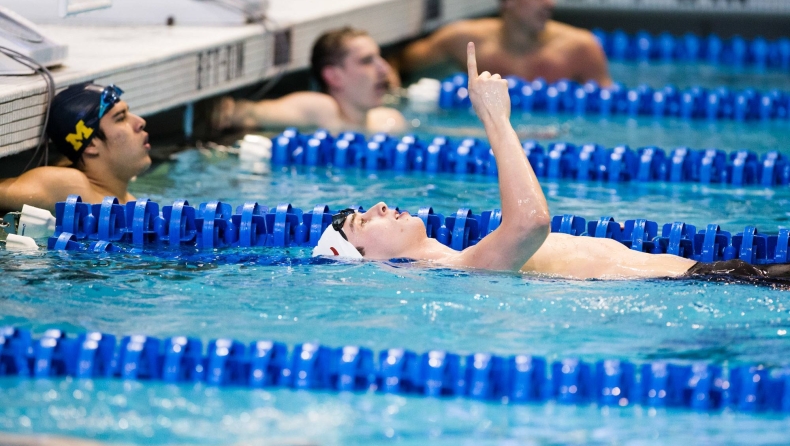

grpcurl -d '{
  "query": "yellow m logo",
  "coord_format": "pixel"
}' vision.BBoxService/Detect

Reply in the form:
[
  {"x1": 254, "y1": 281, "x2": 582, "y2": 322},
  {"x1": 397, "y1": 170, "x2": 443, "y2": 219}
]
[{"x1": 65, "y1": 120, "x2": 94, "y2": 151}]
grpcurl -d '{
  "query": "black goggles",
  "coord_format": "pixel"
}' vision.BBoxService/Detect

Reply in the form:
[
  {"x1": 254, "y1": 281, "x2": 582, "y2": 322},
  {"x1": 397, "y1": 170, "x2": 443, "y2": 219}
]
[
  {"x1": 97, "y1": 84, "x2": 124, "y2": 119},
  {"x1": 332, "y1": 208, "x2": 357, "y2": 241}
]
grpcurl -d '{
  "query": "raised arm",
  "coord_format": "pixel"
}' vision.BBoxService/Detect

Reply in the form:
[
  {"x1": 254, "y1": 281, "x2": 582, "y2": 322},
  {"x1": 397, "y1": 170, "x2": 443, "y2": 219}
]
[{"x1": 455, "y1": 43, "x2": 550, "y2": 271}]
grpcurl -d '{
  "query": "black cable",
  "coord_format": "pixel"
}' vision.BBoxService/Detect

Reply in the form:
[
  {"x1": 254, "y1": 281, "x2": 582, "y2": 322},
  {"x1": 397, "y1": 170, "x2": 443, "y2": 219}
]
[
  {"x1": 248, "y1": 14, "x2": 288, "y2": 100},
  {"x1": 0, "y1": 45, "x2": 54, "y2": 171}
]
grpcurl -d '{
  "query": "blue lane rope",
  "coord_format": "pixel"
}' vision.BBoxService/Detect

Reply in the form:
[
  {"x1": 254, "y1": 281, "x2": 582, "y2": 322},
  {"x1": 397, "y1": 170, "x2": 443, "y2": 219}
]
[
  {"x1": 438, "y1": 72, "x2": 790, "y2": 121},
  {"x1": 1, "y1": 326, "x2": 788, "y2": 413},
  {"x1": 272, "y1": 129, "x2": 790, "y2": 187},
  {"x1": 592, "y1": 29, "x2": 790, "y2": 70},
  {"x1": 46, "y1": 195, "x2": 790, "y2": 266}
]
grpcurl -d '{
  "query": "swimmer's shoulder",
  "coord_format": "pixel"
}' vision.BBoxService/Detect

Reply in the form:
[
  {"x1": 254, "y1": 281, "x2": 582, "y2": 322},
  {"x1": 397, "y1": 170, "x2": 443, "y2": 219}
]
[
  {"x1": 545, "y1": 21, "x2": 601, "y2": 50},
  {"x1": 280, "y1": 91, "x2": 344, "y2": 126},
  {"x1": 20, "y1": 165, "x2": 90, "y2": 187},
  {"x1": 438, "y1": 17, "x2": 500, "y2": 42},
  {"x1": 367, "y1": 107, "x2": 406, "y2": 134},
  {"x1": 0, "y1": 166, "x2": 93, "y2": 212}
]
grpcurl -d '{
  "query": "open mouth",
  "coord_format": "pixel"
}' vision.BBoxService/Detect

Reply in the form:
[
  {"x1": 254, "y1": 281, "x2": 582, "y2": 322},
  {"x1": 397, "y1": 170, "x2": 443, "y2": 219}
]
[
  {"x1": 395, "y1": 210, "x2": 409, "y2": 220},
  {"x1": 143, "y1": 134, "x2": 150, "y2": 149}
]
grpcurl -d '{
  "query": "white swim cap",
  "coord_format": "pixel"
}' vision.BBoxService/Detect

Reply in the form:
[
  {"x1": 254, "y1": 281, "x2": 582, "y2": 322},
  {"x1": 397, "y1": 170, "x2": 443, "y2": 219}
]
[{"x1": 312, "y1": 225, "x2": 363, "y2": 259}]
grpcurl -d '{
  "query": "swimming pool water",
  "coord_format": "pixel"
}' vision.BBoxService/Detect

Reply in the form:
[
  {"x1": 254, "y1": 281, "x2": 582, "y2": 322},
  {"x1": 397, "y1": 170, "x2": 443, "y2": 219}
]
[
  {"x1": 413, "y1": 60, "x2": 790, "y2": 92},
  {"x1": 3, "y1": 147, "x2": 790, "y2": 443},
  {"x1": 608, "y1": 61, "x2": 790, "y2": 91},
  {"x1": 3, "y1": 58, "x2": 790, "y2": 443},
  {"x1": 407, "y1": 107, "x2": 789, "y2": 157}
]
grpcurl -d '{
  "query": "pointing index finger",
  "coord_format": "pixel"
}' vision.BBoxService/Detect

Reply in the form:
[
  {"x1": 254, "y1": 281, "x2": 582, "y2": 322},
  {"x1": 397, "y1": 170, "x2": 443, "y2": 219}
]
[{"x1": 467, "y1": 42, "x2": 478, "y2": 81}]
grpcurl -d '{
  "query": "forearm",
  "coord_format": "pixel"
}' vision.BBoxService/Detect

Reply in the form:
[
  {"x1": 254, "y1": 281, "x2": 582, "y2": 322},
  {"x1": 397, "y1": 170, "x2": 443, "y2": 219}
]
[
  {"x1": 234, "y1": 100, "x2": 280, "y2": 128},
  {"x1": 484, "y1": 117, "x2": 549, "y2": 227},
  {"x1": 456, "y1": 41, "x2": 549, "y2": 271}
]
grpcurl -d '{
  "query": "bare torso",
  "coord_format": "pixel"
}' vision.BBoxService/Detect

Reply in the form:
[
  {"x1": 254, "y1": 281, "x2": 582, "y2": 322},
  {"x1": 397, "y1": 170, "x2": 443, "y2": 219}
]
[
  {"x1": 520, "y1": 233, "x2": 696, "y2": 280},
  {"x1": 439, "y1": 19, "x2": 609, "y2": 85}
]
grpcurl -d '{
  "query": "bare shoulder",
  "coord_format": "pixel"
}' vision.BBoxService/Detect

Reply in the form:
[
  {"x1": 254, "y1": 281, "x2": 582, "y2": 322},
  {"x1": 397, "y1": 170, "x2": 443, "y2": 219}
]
[
  {"x1": 279, "y1": 91, "x2": 343, "y2": 127},
  {"x1": 367, "y1": 107, "x2": 406, "y2": 133},
  {"x1": 21, "y1": 166, "x2": 90, "y2": 187},
  {"x1": 546, "y1": 21, "x2": 600, "y2": 49},
  {"x1": 437, "y1": 18, "x2": 499, "y2": 41},
  {"x1": 0, "y1": 166, "x2": 93, "y2": 212}
]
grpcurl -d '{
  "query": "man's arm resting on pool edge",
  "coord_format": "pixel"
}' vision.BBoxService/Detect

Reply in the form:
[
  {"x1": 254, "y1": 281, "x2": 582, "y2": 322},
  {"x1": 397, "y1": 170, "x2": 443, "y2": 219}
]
[
  {"x1": 216, "y1": 92, "x2": 336, "y2": 130},
  {"x1": 0, "y1": 167, "x2": 96, "y2": 213},
  {"x1": 450, "y1": 43, "x2": 551, "y2": 272}
]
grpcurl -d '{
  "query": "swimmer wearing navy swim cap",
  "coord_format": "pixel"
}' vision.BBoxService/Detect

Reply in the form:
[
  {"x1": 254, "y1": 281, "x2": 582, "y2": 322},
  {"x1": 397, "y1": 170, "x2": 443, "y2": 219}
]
[{"x1": 0, "y1": 82, "x2": 151, "y2": 213}]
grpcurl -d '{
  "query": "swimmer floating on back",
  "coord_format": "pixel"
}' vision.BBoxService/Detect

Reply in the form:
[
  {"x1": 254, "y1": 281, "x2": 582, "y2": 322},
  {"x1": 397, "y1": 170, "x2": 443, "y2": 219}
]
[
  {"x1": 0, "y1": 83, "x2": 150, "y2": 213},
  {"x1": 314, "y1": 42, "x2": 790, "y2": 285}
]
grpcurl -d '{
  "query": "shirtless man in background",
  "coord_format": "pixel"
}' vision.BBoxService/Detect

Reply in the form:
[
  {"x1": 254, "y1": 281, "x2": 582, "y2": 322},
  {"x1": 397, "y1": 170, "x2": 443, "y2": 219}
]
[
  {"x1": 396, "y1": 0, "x2": 611, "y2": 86},
  {"x1": 213, "y1": 27, "x2": 405, "y2": 134}
]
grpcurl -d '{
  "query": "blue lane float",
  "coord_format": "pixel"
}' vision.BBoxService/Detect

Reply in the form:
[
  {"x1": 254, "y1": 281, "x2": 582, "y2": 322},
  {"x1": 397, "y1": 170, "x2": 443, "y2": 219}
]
[
  {"x1": 593, "y1": 29, "x2": 790, "y2": 70},
  {"x1": 272, "y1": 129, "x2": 790, "y2": 188},
  {"x1": 47, "y1": 195, "x2": 790, "y2": 266},
  {"x1": 1, "y1": 326, "x2": 789, "y2": 413},
  {"x1": 438, "y1": 72, "x2": 790, "y2": 121}
]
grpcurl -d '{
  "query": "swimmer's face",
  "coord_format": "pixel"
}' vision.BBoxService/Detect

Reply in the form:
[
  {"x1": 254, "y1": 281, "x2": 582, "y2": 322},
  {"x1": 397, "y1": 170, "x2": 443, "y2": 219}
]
[
  {"x1": 501, "y1": 0, "x2": 555, "y2": 32},
  {"x1": 341, "y1": 202, "x2": 427, "y2": 260},
  {"x1": 323, "y1": 35, "x2": 392, "y2": 110},
  {"x1": 84, "y1": 100, "x2": 151, "y2": 179}
]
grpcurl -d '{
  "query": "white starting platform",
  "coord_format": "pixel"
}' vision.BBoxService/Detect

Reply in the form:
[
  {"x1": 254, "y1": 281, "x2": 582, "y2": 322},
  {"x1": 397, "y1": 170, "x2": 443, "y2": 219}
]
[{"x1": 0, "y1": 0, "x2": 498, "y2": 158}]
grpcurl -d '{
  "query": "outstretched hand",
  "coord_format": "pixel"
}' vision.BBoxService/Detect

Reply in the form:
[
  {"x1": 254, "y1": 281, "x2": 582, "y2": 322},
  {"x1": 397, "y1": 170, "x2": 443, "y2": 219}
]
[{"x1": 467, "y1": 42, "x2": 511, "y2": 123}]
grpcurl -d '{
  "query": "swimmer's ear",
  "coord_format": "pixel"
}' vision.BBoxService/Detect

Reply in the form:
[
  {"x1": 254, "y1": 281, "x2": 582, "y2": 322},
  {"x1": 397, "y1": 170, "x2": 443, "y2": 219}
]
[
  {"x1": 82, "y1": 138, "x2": 101, "y2": 157},
  {"x1": 321, "y1": 65, "x2": 344, "y2": 91}
]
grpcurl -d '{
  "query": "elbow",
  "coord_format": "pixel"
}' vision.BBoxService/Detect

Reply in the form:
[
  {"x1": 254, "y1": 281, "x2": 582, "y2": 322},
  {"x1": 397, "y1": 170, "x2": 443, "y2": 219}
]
[
  {"x1": 530, "y1": 215, "x2": 551, "y2": 243},
  {"x1": 506, "y1": 212, "x2": 551, "y2": 244}
]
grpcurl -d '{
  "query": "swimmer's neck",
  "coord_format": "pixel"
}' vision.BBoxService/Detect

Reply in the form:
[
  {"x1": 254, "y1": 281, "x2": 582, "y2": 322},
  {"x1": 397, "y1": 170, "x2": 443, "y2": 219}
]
[
  {"x1": 81, "y1": 162, "x2": 135, "y2": 202},
  {"x1": 330, "y1": 93, "x2": 369, "y2": 128},
  {"x1": 399, "y1": 237, "x2": 461, "y2": 264},
  {"x1": 500, "y1": 17, "x2": 544, "y2": 53}
]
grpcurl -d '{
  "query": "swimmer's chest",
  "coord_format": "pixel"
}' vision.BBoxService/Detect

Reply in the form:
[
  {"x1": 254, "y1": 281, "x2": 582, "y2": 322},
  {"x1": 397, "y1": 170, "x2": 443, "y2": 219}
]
[
  {"x1": 474, "y1": 43, "x2": 575, "y2": 84},
  {"x1": 522, "y1": 234, "x2": 629, "y2": 278}
]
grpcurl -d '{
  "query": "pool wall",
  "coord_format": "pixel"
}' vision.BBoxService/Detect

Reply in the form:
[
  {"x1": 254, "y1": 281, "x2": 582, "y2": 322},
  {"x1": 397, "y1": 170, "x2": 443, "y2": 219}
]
[{"x1": 0, "y1": 0, "x2": 499, "y2": 158}]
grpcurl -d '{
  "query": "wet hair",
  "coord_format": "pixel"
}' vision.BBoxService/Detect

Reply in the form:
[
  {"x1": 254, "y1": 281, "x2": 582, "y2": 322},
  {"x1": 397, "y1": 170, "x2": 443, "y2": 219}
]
[{"x1": 310, "y1": 27, "x2": 369, "y2": 93}]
